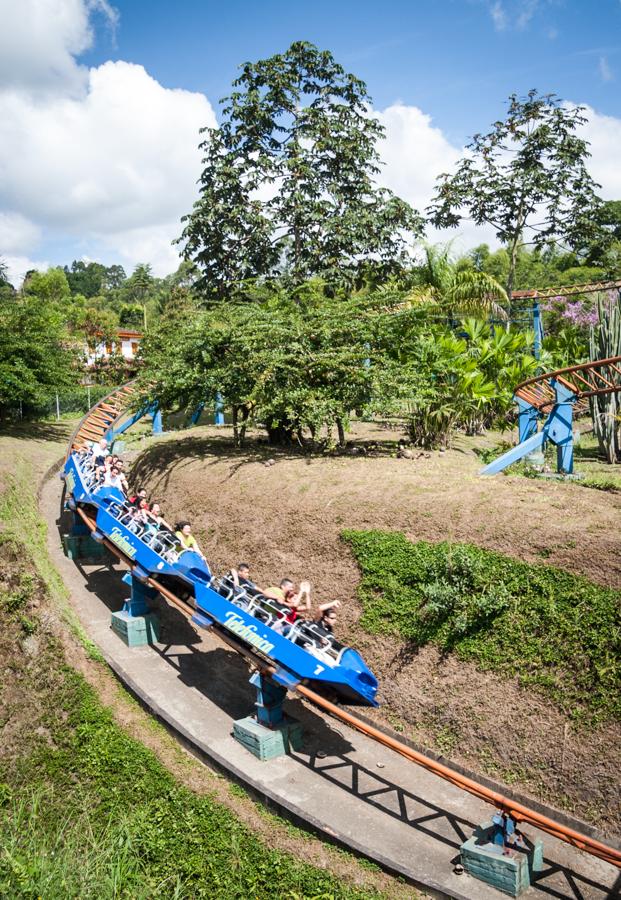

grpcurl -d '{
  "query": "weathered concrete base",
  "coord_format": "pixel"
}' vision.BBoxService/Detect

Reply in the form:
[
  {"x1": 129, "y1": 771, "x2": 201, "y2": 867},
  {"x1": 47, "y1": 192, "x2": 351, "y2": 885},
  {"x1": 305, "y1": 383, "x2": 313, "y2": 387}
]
[
  {"x1": 461, "y1": 823, "x2": 544, "y2": 896},
  {"x1": 62, "y1": 533, "x2": 110, "y2": 562},
  {"x1": 233, "y1": 715, "x2": 304, "y2": 760},
  {"x1": 111, "y1": 610, "x2": 160, "y2": 647}
]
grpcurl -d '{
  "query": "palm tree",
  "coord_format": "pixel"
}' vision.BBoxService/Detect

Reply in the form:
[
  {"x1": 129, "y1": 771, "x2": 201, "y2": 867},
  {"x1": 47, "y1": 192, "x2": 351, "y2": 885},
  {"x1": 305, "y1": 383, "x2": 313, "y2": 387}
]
[
  {"x1": 130, "y1": 263, "x2": 154, "y2": 330},
  {"x1": 406, "y1": 244, "x2": 508, "y2": 321}
]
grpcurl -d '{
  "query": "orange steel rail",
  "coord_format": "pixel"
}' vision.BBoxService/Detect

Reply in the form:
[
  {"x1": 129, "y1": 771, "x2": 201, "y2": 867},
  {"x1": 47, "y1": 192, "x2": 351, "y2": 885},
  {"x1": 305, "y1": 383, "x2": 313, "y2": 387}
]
[
  {"x1": 512, "y1": 279, "x2": 621, "y2": 301},
  {"x1": 514, "y1": 355, "x2": 621, "y2": 412},
  {"x1": 67, "y1": 381, "x2": 139, "y2": 458},
  {"x1": 73, "y1": 497, "x2": 621, "y2": 870}
]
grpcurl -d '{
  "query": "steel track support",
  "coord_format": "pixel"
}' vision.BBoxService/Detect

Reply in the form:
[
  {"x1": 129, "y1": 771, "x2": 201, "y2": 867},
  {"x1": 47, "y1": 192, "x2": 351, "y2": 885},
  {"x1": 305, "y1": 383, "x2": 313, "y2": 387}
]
[
  {"x1": 545, "y1": 379, "x2": 576, "y2": 474},
  {"x1": 214, "y1": 392, "x2": 225, "y2": 426},
  {"x1": 517, "y1": 397, "x2": 539, "y2": 443}
]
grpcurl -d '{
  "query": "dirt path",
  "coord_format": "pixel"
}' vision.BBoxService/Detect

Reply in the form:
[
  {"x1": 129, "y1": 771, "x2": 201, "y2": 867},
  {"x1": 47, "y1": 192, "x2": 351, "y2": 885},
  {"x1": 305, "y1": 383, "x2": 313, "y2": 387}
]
[{"x1": 130, "y1": 423, "x2": 621, "y2": 835}]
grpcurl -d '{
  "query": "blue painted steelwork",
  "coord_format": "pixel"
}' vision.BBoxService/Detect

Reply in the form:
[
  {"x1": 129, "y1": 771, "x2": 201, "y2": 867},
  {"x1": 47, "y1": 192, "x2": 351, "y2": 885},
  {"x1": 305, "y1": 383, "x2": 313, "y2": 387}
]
[
  {"x1": 533, "y1": 301, "x2": 543, "y2": 360},
  {"x1": 190, "y1": 401, "x2": 205, "y2": 426},
  {"x1": 108, "y1": 402, "x2": 162, "y2": 442},
  {"x1": 250, "y1": 671, "x2": 287, "y2": 727},
  {"x1": 121, "y1": 571, "x2": 157, "y2": 617},
  {"x1": 516, "y1": 397, "x2": 539, "y2": 444},
  {"x1": 63, "y1": 451, "x2": 379, "y2": 707},
  {"x1": 151, "y1": 407, "x2": 163, "y2": 435},
  {"x1": 214, "y1": 392, "x2": 225, "y2": 426},
  {"x1": 481, "y1": 378, "x2": 577, "y2": 476}
]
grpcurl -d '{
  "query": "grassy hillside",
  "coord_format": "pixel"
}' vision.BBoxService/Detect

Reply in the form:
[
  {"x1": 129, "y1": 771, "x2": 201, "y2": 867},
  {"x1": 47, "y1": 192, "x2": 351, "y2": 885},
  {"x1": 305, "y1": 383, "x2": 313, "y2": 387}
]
[{"x1": 343, "y1": 529, "x2": 621, "y2": 723}]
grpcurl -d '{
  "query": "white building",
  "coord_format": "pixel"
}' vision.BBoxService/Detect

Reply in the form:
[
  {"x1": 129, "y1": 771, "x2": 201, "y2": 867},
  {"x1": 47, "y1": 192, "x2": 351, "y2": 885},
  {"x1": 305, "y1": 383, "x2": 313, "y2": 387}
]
[{"x1": 86, "y1": 329, "x2": 143, "y2": 367}]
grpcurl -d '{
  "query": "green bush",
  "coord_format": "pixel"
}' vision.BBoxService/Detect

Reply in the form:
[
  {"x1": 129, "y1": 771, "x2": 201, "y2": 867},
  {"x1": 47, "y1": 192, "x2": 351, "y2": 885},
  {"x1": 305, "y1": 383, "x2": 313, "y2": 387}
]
[{"x1": 342, "y1": 530, "x2": 621, "y2": 721}]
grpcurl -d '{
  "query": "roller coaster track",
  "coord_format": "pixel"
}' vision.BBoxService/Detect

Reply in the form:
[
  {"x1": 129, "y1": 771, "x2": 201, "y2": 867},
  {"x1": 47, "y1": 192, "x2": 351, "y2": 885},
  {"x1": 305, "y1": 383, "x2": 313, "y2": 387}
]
[
  {"x1": 67, "y1": 381, "x2": 139, "y2": 457},
  {"x1": 67, "y1": 385, "x2": 621, "y2": 871},
  {"x1": 512, "y1": 279, "x2": 621, "y2": 302},
  {"x1": 514, "y1": 355, "x2": 621, "y2": 413}
]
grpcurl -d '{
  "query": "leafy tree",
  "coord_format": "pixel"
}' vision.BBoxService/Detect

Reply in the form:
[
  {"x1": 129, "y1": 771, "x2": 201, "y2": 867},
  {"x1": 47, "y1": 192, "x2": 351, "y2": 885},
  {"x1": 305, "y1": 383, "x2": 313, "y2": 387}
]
[
  {"x1": 103, "y1": 263, "x2": 127, "y2": 291},
  {"x1": 178, "y1": 41, "x2": 424, "y2": 297},
  {"x1": 0, "y1": 258, "x2": 15, "y2": 302},
  {"x1": 23, "y1": 268, "x2": 71, "y2": 305},
  {"x1": 63, "y1": 260, "x2": 107, "y2": 298},
  {"x1": 429, "y1": 91, "x2": 604, "y2": 301},
  {"x1": 579, "y1": 200, "x2": 621, "y2": 277},
  {"x1": 118, "y1": 303, "x2": 145, "y2": 328},
  {"x1": 0, "y1": 291, "x2": 74, "y2": 418},
  {"x1": 140, "y1": 291, "x2": 403, "y2": 447}
]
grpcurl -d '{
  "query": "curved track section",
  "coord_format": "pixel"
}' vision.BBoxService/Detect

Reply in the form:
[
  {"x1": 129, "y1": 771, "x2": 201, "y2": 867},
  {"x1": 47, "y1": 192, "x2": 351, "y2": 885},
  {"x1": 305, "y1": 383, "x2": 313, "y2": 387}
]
[
  {"x1": 515, "y1": 356, "x2": 621, "y2": 413},
  {"x1": 67, "y1": 381, "x2": 139, "y2": 457},
  {"x1": 64, "y1": 385, "x2": 621, "y2": 870}
]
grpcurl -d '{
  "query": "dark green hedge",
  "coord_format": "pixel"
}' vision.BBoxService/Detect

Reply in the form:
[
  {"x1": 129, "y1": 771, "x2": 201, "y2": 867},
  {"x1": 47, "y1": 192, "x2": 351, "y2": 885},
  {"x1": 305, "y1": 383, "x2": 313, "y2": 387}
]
[{"x1": 342, "y1": 530, "x2": 621, "y2": 722}]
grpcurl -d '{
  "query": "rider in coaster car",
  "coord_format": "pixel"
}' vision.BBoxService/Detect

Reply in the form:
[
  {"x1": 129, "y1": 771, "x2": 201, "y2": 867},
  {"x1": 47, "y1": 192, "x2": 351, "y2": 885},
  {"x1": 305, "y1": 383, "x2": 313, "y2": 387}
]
[
  {"x1": 90, "y1": 437, "x2": 109, "y2": 468},
  {"x1": 314, "y1": 601, "x2": 341, "y2": 635},
  {"x1": 174, "y1": 521, "x2": 207, "y2": 561},
  {"x1": 227, "y1": 563, "x2": 256, "y2": 590}
]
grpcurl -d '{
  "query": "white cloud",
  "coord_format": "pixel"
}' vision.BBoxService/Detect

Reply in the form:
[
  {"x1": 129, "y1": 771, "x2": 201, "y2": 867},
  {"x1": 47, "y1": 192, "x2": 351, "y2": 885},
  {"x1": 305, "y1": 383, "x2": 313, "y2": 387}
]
[
  {"x1": 598, "y1": 56, "x2": 614, "y2": 83},
  {"x1": 0, "y1": 212, "x2": 41, "y2": 255},
  {"x1": 486, "y1": 0, "x2": 549, "y2": 32},
  {"x1": 0, "y1": 0, "x2": 117, "y2": 96},
  {"x1": 515, "y1": 0, "x2": 539, "y2": 30},
  {"x1": 3, "y1": 255, "x2": 50, "y2": 287},
  {"x1": 375, "y1": 103, "x2": 500, "y2": 251},
  {"x1": 577, "y1": 105, "x2": 621, "y2": 199},
  {"x1": 490, "y1": 1, "x2": 508, "y2": 31},
  {"x1": 374, "y1": 100, "x2": 621, "y2": 253},
  {"x1": 375, "y1": 105, "x2": 460, "y2": 209},
  {"x1": 0, "y1": 59, "x2": 216, "y2": 273}
]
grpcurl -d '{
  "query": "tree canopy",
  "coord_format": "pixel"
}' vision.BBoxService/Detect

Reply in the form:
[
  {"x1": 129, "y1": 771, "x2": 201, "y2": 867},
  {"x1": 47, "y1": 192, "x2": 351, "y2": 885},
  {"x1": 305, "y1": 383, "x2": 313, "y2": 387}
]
[
  {"x1": 178, "y1": 41, "x2": 424, "y2": 297},
  {"x1": 428, "y1": 90, "x2": 604, "y2": 298}
]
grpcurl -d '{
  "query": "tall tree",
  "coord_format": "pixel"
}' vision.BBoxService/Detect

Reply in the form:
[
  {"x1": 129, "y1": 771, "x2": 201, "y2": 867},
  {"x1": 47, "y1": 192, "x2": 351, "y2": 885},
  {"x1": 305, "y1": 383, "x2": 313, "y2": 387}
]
[
  {"x1": 127, "y1": 263, "x2": 155, "y2": 329},
  {"x1": 428, "y1": 91, "x2": 604, "y2": 301},
  {"x1": 178, "y1": 41, "x2": 424, "y2": 297}
]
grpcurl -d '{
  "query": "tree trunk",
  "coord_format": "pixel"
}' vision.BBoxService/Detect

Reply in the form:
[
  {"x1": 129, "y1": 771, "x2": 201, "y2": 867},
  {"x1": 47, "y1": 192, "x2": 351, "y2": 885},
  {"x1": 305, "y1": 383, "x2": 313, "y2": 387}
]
[
  {"x1": 232, "y1": 406, "x2": 239, "y2": 447},
  {"x1": 267, "y1": 419, "x2": 295, "y2": 445},
  {"x1": 336, "y1": 417, "x2": 346, "y2": 447},
  {"x1": 239, "y1": 406, "x2": 250, "y2": 448}
]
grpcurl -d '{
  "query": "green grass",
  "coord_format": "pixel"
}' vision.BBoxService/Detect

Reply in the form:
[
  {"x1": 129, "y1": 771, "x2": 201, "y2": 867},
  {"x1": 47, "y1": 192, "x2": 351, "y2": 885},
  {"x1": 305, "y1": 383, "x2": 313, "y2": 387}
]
[
  {"x1": 2, "y1": 662, "x2": 379, "y2": 899},
  {"x1": 342, "y1": 530, "x2": 621, "y2": 723}
]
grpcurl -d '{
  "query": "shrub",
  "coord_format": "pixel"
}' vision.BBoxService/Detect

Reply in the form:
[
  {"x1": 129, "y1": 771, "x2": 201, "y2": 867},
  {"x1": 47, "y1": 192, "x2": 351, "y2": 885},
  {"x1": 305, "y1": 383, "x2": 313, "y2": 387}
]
[{"x1": 342, "y1": 530, "x2": 621, "y2": 721}]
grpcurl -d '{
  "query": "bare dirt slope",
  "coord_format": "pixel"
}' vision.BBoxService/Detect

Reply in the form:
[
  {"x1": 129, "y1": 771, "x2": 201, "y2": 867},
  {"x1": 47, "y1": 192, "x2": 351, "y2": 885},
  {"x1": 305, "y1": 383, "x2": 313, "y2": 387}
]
[{"x1": 130, "y1": 422, "x2": 621, "y2": 834}]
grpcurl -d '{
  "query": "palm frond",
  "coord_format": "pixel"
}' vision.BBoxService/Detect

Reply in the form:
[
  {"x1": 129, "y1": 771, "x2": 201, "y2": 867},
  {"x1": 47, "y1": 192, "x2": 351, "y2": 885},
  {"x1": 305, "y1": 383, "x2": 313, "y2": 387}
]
[{"x1": 446, "y1": 271, "x2": 508, "y2": 320}]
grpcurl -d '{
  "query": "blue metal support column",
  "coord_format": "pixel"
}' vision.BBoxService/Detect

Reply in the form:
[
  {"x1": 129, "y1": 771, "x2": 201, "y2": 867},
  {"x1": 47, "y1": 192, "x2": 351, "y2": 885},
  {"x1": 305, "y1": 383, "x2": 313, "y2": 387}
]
[
  {"x1": 121, "y1": 571, "x2": 158, "y2": 617},
  {"x1": 107, "y1": 404, "x2": 150, "y2": 442},
  {"x1": 544, "y1": 379, "x2": 576, "y2": 474},
  {"x1": 151, "y1": 407, "x2": 163, "y2": 435},
  {"x1": 70, "y1": 511, "x2": 91, "y2": 536},
  {"x1": 190, "y1": 401, "x2": 205, "y2": 426},
  {"x1": 517, "y1": 397, "x2": 539, "y2": 443},
  {"x1": 214, "y1": 392, "x2": 225, "y2": 426},
  {"x1": 479, "y1": 430, "x2": 546, "y2": 476},
  {"x1": 533, "y1": 301, "x2": 543, "y2": 360},
  {"x1": 250, "y1": 671, "x2": 286, "y2": 727}
]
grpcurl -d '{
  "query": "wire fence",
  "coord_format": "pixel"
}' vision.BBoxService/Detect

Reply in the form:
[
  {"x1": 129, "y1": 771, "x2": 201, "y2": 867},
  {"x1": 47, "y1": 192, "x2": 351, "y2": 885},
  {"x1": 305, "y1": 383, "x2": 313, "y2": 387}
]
[{"x1": 6, "y1": 385, "x2": 116, "y2": 422}]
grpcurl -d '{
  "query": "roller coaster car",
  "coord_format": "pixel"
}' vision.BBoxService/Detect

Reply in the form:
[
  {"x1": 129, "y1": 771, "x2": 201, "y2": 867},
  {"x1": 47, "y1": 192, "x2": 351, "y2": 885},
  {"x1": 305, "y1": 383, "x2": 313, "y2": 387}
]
[{"x1": 63, "y1": 453, "x2": 379, "y2": 707}]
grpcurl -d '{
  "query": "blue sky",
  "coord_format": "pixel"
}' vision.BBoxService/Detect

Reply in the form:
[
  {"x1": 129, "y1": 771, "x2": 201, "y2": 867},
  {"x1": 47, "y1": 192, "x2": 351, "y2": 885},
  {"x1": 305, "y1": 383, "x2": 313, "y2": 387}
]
[
  {"x1": 1, "y1": 0, "x2": 620, "y2": 282},
  {"x1": 85, "y1": 0, "x2": 621, "y2": 143}
]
